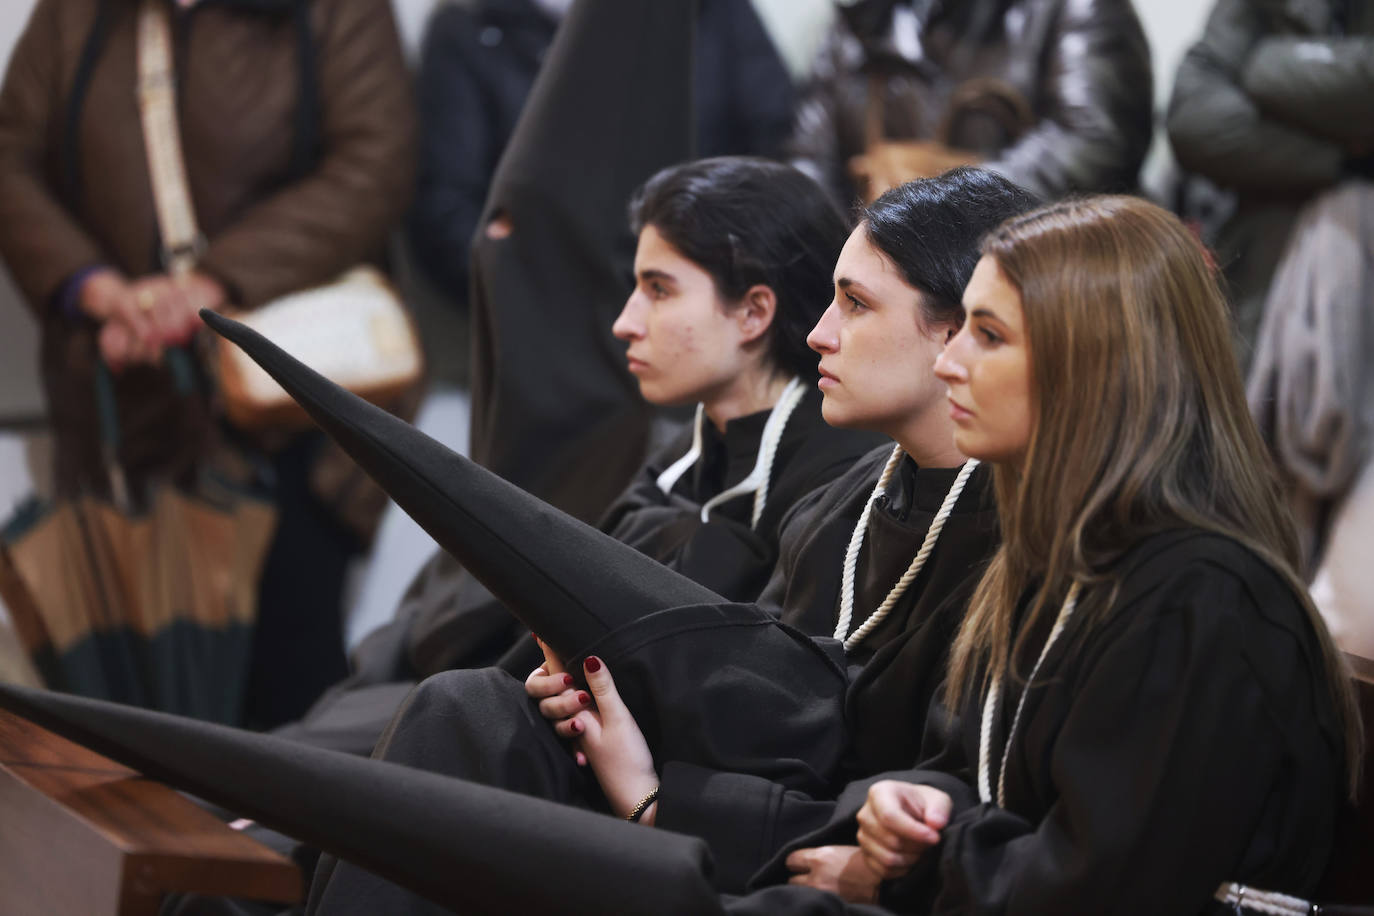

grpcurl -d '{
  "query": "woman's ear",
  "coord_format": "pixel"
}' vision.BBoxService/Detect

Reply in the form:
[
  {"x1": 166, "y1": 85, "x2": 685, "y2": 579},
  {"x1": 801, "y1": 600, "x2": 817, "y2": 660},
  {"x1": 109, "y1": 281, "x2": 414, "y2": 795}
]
[{"x1": 736, "y1": 284, "x2": 777, "y2": 345}]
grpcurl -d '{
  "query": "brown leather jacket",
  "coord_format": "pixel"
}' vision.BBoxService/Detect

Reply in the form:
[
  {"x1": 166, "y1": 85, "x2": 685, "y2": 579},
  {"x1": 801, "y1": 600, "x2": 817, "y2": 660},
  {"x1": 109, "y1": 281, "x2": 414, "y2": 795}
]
[
  {"x1": 0, "y1": 0, "x2": 415, "y2": 497},
  {"x1": 787, "y1": 0, "x2": 1154, "y2": 203}
]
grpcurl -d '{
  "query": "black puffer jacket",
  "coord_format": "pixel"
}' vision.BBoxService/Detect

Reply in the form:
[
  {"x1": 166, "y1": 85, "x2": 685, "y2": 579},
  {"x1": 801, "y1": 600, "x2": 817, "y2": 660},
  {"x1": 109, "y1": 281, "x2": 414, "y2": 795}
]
[
  {"x1": 1166, "y1": 0, "x2": 1374, "y2": 360},
  {"x1": 787, "y1": 0, "x2": 1153, "y2": 204}
]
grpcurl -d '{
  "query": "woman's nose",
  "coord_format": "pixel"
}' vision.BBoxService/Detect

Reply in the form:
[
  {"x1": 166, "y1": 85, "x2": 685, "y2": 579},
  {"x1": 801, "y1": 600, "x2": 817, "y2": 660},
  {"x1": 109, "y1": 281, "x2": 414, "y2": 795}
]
[
  {"x1": 806, "y1": 302, "x2": 841, "y2": 354},
  {"x1": 934, "y1": 332, "x2": 968, "y2": 383},
  {"x1": 612, "y1": 294, "x2": 644, "y2": 340}
]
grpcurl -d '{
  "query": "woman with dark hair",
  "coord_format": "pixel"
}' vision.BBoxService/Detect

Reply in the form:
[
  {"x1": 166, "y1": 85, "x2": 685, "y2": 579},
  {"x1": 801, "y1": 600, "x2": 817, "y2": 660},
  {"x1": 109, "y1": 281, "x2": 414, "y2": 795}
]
[
  {"x1": 770, "y1": 196, "x2": 1361, "y2": 913},
  {"x1": 361, "y1": 156, "x2": 883, "y2": 696},
  {"x1": 597, "y1": 157, "x2": 884, "y2": 604},
  {"x1": 291, "y1": 168, "x2": 1040, "y2": 911}
]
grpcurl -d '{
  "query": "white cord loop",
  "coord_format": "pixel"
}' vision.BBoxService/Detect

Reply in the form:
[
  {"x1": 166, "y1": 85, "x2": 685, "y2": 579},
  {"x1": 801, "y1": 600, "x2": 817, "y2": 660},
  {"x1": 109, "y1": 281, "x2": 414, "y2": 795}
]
[
  {"x1": 655, "y1": 378, "x2": 805, "y2": 531},
  {"x1": 833, "y1": 446, "x2": 979, "y2": 652},
  {"x1": 655, "y1": 404, "x2": 705, "y2": 495},
  {"x1": 977, "y1": 580, "x2": 1081, "y2": 806}
]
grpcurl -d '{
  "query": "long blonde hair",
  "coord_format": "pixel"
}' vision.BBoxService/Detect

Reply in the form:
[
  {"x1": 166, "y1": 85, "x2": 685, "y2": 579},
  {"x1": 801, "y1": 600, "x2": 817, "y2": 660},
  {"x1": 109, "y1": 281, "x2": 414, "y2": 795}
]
[{"x1": 945, "y1": 196, "x2": 1362, "y2": 796}]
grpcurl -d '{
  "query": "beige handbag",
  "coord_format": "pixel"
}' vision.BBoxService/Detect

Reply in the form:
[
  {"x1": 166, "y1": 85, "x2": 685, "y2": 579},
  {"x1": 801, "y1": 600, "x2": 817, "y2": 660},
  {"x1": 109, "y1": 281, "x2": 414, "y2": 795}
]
[{"x1": 136, "y1": 0, "x2": 423, "y2": 431}]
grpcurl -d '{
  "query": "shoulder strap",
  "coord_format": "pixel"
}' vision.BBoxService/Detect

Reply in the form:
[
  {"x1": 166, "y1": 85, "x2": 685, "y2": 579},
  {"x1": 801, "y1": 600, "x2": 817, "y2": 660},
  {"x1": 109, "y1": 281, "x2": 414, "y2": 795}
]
[{"x1": 136, "y1": 0, "x2": 203, "y2": 275}]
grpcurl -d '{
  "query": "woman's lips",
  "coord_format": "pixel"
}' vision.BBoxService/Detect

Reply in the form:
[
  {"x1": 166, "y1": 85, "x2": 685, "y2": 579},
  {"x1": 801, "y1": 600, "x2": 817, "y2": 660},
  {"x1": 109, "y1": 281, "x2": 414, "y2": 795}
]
[
  {"x1": 817, "y1": 366, "x2": 840, "y2": 390},
  {"x1": 948, "y1": 397, "x2": 973, "y2": 421},
  {"x1": 626, "y1": 356, "x2": 649, "y2": 374}
]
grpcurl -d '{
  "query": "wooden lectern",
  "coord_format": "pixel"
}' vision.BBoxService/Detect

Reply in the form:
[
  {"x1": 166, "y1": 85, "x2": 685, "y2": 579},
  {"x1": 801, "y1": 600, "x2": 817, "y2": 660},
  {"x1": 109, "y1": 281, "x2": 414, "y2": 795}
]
[{"x1": 0, "y1": 708, "x2": 300, "y2": 916}]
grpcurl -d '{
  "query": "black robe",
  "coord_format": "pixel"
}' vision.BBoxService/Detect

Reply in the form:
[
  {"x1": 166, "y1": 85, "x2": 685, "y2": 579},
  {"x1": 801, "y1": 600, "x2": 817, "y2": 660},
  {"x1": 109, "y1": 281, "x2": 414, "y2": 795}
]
[
  {"x1": 306, "y1": 446, "x2": 1000, "y2": 907},
  {"x1": 7, "y1": 520, "x2": 1340, "y2": 912},
  {"x1": 463, "y1": 0, "x2": 694, "y2": 528},
  {"x1": 273, "y1": 391, "x2": 883, "y2": 757},
  {"x1": 407, "y1": 388, "x2": 885, "y2": 680},
  {"x1": 655, "y1": 448, "x2": 999, "y2": 889},
  {"x1": 745, "y1": 530, "x2": 1346, "y2": 915}
]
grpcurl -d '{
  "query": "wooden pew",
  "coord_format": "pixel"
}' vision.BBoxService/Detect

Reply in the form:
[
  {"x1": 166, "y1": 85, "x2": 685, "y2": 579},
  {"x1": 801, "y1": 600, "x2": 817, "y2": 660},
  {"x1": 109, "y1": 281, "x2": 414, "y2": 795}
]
[
  {"x1": 1316, "y1": 653, "x2": 1374, "y2": 909},
  {"x1": 0, "y1": 707, "x2": 300, "y2": 916},
  {"x1": 0, "y1": 653, "x2": 1369, "y2": 914}
]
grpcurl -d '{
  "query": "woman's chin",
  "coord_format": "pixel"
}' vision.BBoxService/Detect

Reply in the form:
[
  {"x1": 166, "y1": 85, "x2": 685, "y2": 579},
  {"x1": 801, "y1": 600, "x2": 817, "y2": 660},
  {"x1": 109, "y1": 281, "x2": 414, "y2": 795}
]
[{"x1": 818, "y1": 398, "x2": 854, "y2": 430}]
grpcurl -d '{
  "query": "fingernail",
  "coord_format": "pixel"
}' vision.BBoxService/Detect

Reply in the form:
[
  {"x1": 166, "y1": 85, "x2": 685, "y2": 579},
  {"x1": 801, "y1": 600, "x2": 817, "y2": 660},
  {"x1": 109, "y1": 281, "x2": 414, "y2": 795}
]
[
  {"x1": 562, "y1": 674, "x2": 574, "y2": 688},
  {"x1": 585, "y1": 656, "x2": 602, "y2": 673},
  {"x1": 578, "y1": 691, "x2": 591, "y2": 706},
  {"x1": 569, "y1": 719, "x2": 582, "y2": 734}
]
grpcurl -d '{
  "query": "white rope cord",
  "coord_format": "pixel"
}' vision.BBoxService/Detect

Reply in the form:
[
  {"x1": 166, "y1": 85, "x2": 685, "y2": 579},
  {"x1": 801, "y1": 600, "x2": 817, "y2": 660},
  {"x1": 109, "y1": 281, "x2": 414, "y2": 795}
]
[
  {"x1": 832, "y1": 445, "x2": 907, "y2": 645},
  {"x1": 656, "y1": 378, "x2": 806, "y2": 531},
  {"x1": 1214, "y1": 883, "x2": 1317, "y2": 915},
  {"x1": 697, "y1": 376, "x2": 805, "y2": 529},
  {"x1": 833, "y1": 447, "x2": 980, "y2": 652},
  {"x1": 741, "y1": 376, "x2": 806, "y2": 529},
  {"x1": 978, "y1": 581, "x2": 1081, "y2": 806},
  {"x1": 655, "y1": 404, "x2": 705, "y2": 496}
]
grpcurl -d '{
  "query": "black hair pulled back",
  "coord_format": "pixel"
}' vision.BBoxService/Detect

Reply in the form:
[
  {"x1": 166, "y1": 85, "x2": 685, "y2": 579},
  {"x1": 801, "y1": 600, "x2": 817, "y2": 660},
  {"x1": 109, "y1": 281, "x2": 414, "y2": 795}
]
[
  {"x1": 861, "y1": 167, "x2": 1041, "y2": 328},
  {"x1": 629, "y1": 157, "x2": 849, "y2": 381}
]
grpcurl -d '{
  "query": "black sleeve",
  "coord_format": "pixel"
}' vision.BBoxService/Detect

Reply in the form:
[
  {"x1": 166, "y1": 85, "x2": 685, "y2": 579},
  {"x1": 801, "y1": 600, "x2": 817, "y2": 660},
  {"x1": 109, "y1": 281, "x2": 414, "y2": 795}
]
[
  {"x1": 990, "y1": 0, "x2": 1153, "y2": 196},
  {"x1": 655, "y1": 761, "x2": 842, "y2": 894},
  {"x1": 1241, "y1": 35, "x2": 1374, "y2": 145},
  {"x1": 886, "y1": 568, "x2": 1307, "y2": 914},
  {"x1": 1166, "y1": 0, "x2": 1344, "y2": 191}
]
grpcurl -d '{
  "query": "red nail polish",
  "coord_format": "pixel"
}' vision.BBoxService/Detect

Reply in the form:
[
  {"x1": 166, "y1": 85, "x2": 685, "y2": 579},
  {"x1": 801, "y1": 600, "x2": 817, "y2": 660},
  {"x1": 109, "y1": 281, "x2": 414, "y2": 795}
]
[
  {"x1": 562, "y1": 674, "x2": 574, "y2": 688},
  {"x1": 578, "y1": 691, "x2": 591, "y2": 706},
  {"x1": 585, "y1": 656, "x2": 602, "y2": 673},
  {"x1": 570, "y1": 719, "x2": 582, "y2": 734}
]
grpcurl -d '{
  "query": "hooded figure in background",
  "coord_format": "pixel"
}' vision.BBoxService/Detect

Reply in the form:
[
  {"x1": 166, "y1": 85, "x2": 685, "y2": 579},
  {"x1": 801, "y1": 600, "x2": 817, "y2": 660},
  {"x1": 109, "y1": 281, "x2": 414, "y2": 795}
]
[
  {"x1": 464, "y1": 0, "x2": 687, "y2": 524},
  {"x1": 408, "y1": 0, "x2": 796, "y2": 314}
]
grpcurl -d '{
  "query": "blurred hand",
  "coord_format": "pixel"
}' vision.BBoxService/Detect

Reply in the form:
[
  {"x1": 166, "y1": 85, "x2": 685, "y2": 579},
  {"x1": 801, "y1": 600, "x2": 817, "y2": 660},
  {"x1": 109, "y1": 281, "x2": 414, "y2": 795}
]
[
  {"x1": 786, "y1": 845, "x2": 882, "y2": 903},
  {"x1": 79, "y1": 270, "x2": 162, "y2": 370},
  {"x1": 128, "y1": 270, "x2": 225, "y2": 348},
  {"x1": 855, "y1": 780, "x2": 951, "y2": 879},
  {"x1": 849, "y1": 140, "x2": 983, "y2": 203}
]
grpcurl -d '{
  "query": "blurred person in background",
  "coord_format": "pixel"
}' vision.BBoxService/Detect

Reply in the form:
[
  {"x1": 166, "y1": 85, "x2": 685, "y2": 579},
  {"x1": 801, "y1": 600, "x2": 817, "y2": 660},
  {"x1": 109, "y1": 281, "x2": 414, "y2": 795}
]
[
  {"x1": 1169, "y1": 0, "x2": 1374, "y2": 659},
  {"x1": 408, "y1": 0, "x2": 796, "y2": 314},
  {"x1": 0, "y1": 0, "x2": 416, "y2": 728},
  {"x1": 787, "y1": 0, "x2": 1153, "y2": 205},
  {"x1": 1167, "y1": 0, "x2": 1372, "y2": 361}
]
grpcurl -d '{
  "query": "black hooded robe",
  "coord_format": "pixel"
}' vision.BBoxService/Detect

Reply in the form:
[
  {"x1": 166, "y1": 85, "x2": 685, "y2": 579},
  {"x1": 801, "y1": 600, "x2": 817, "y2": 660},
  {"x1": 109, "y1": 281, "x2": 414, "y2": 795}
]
[
  {"x1": 273, "y1": 389, "x2": 885, "y2": 757},
  {"x1": 406, "y1": 388, "x2": 887, "y2": 682},
  {"x1": 305, "y1": 445, "x2": 1000, "y2": 908}
]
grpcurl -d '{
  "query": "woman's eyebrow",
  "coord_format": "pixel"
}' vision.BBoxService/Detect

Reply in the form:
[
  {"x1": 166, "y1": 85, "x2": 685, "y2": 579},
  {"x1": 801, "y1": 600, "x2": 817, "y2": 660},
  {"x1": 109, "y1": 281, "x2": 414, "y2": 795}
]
[
  {"x1": 967, "y1": 306, "x2": 1005, "y2": 324},
  {"x1": 835, "y1": 276, "x2": 877, "y2": 298},
  {"x1": 637, "y1": 268, "x2": 676, "y2": 284}
]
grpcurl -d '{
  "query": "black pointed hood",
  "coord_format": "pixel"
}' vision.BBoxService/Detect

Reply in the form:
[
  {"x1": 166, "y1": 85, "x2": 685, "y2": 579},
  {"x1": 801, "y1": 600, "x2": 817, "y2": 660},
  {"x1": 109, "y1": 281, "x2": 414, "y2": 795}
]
[
  {"x1": 0, "y1": 683, "x2": 721, "y2": 916},
  {"x1": 466, "y1": 0, "x2": 698, "y2": 522},
  {"x1": 202, "y1": 310, "x2": 718, "y2": 663}
]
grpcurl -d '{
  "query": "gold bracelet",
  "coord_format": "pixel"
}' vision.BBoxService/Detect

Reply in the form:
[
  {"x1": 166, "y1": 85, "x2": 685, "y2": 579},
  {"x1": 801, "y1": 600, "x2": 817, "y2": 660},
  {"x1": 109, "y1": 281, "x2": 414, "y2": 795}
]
[{"x1": 626, "y1": 786, "x2": 659, "y2": 823}]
